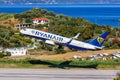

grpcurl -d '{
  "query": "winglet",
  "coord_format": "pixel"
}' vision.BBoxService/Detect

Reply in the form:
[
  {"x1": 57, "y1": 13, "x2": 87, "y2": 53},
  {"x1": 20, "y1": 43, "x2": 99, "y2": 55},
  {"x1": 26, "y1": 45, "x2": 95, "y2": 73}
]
[
  {"x1": 66, "y1": 33, "x2": 80, "y2": 44},
  {"x1": 73, "y1": 33, "x2": 80, "y2": 39}
]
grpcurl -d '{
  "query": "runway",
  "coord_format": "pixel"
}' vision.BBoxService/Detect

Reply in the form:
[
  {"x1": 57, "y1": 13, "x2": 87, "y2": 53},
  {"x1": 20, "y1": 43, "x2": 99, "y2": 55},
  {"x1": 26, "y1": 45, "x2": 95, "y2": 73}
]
[{"x1": 0, "y1": 69, "x2": 119, "y2": 80}]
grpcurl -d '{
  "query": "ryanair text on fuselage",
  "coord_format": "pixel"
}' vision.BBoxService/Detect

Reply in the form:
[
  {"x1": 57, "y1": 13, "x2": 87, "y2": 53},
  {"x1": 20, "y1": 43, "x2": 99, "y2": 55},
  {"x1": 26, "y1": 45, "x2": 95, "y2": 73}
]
[{"x1": 33, "y1": 30, "x2": 63, "y2": 42}]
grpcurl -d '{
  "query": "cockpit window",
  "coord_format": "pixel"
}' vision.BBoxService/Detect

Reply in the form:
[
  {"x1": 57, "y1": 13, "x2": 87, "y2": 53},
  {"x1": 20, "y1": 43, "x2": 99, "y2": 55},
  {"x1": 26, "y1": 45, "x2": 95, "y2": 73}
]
[{"x1": 22, "y1": 27, "x2": 26, "y2": 31}]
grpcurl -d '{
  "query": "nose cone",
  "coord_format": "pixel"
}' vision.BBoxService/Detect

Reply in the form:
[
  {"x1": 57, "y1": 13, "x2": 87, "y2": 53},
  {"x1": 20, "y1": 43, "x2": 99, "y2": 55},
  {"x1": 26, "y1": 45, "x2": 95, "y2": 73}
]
[
  {"x1": 20, "y1": 29, "x2": 24, "y2": 34},
  {"x1": 20, "y1": 29, "x2": 27, "y2": 34}
]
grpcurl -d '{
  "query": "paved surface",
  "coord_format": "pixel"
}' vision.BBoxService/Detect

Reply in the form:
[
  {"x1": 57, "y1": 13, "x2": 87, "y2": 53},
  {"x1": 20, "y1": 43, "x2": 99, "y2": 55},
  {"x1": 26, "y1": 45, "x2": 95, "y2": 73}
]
[{"x1": 0, "y1": 69, "x2": 119, "y2": 80}]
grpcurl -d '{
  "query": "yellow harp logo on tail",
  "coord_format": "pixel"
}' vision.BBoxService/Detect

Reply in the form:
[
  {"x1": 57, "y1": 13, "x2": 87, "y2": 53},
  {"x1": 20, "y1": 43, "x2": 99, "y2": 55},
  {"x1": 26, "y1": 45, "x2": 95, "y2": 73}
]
[{"x1": 97, "y1": 37, "x2": 104, "y2": 44}]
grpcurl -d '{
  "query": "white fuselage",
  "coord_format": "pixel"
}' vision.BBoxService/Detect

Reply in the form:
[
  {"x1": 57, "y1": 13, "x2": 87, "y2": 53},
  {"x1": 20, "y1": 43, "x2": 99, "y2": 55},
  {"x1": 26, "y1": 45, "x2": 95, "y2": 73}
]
[{"x1": 20, "y1": 28, "x2": 98, "y2": 50}]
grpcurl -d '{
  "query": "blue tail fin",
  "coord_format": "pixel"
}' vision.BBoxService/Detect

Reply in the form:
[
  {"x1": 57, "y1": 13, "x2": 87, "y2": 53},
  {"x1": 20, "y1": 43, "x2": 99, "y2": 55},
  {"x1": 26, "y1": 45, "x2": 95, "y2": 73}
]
[{"x1": 89, "y1": 32, "x2": 109, "y2": 47}]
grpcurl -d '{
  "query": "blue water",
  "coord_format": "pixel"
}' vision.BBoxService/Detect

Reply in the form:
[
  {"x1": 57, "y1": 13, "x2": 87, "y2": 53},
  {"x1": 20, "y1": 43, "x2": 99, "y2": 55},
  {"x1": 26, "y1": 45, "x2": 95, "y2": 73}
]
[{"x1": 0, "y1": 4, "x2": 120, "y2": 27}]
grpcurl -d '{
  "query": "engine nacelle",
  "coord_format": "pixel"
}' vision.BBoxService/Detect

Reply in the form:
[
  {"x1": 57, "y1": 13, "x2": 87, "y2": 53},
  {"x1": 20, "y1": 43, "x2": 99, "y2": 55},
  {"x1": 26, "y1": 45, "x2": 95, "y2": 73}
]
[{"x1": 45, "y1": 40, "x2": 55, "y2": 45}]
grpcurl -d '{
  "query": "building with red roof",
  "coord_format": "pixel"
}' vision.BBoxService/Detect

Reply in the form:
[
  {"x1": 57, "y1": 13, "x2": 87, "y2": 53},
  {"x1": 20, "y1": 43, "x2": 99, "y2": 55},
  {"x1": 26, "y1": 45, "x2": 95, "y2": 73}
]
[{"x1": 33, "y1": 18, "x2": 49, "y2": 25}]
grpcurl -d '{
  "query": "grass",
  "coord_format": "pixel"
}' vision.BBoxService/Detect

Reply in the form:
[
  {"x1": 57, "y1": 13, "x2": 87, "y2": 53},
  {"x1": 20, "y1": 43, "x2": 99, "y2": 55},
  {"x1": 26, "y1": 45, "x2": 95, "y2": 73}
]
[
  {"x1": 0, "y1": 14, "x2": 14, "y2": 21},
  {"x1": 0, "y1": 59, "x2": 50, "y2": 68},
  {"x1": 0, "y1": 58, "x2": 119, "y2": 69}
]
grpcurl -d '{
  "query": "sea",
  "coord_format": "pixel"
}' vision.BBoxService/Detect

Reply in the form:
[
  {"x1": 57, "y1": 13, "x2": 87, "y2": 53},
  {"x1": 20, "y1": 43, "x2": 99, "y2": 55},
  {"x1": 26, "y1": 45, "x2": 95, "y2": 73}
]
[{"x1": 0, "y1": 4, "x2": 120, "y2": 27}]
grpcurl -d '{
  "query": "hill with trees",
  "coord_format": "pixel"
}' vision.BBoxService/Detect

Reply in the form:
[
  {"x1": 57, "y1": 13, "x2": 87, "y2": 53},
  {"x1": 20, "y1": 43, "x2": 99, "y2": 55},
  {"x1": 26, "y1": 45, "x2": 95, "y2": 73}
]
[
  {"x1": 0, "y1": 8, "x2": 120, "y2": 49},
  {"x1": 0, "y1": 26, "x2": 31, "y2": 48}
]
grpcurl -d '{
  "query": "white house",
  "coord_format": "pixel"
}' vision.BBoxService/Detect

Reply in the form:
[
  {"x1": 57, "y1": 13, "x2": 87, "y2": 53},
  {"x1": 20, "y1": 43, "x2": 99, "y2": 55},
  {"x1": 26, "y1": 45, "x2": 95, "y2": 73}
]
[
  {"x1": 4, "y1": 48, "x2": 27, "y2": 56},
  {"x1": 14, "y1": 23, "x2": 32, "y2": 30},
  {"x1": 33, "y1": 18, "x2": 49, "y2": 25}
]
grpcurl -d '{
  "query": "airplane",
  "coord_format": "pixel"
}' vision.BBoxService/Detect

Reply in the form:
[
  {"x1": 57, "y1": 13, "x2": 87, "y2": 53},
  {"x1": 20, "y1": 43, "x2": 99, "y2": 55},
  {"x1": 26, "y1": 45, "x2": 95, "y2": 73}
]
[{"x1": 20, "y1": 28, "x2": 109, "y2": 50}]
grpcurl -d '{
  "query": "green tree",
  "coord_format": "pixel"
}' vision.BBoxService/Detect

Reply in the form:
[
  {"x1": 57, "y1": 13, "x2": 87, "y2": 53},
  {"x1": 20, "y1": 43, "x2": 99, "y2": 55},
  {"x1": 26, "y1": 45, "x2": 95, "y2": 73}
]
[
  {"x1": 25, "y1": 18, "x2": 32, "y2": 23},
  {"x1": 0, "y1": 52, "x2": 4, "y2": 58}
]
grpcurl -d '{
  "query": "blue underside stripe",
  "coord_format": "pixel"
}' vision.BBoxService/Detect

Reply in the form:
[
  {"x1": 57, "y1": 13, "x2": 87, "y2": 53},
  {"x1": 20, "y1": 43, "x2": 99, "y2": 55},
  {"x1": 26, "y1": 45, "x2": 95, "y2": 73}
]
[{"x1": 66, "y1": 44, "x2": 87, "y2": 50}]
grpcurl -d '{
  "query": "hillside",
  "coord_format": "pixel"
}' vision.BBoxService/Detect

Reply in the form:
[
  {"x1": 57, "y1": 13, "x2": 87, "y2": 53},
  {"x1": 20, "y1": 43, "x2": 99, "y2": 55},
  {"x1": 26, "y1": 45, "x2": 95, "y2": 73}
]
[
  {"x1": 0, "y1": 8, "x2": 120, "y2": 49},
  {"x1": 0, "y1": 26, "x2": 32, "y2": 47},
  {"x1": 0, "y1": 14, "x2": 20, "y2": 27}
]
